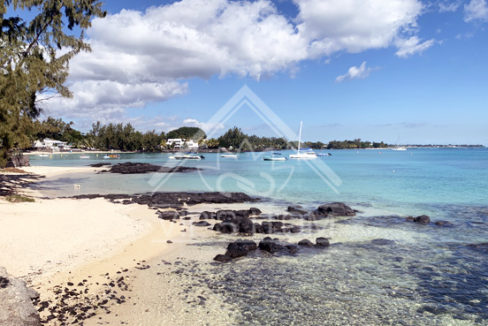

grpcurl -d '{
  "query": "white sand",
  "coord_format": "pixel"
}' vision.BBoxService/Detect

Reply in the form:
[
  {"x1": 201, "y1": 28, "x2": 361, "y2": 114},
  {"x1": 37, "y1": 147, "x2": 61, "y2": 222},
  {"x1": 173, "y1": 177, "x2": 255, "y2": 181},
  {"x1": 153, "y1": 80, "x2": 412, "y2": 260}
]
[{"x1": 0, "y1": 198, "x2": 158, "y2": 281}]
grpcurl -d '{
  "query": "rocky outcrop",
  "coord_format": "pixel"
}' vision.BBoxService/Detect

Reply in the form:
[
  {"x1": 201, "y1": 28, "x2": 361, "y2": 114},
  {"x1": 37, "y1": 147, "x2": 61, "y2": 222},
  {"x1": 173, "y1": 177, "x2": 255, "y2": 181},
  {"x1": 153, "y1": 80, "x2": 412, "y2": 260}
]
[
  {"x1": 213, "y1": 240, "x2": 258, "y2": 262},
  {"x1": 287, "y1": 205, "x2": 307, "y2": 215},
  {"x1": 434, "y1": 220, "x2": 453, "y2": 227},
  {"x1": 104, "y1": 162, "x2": 200, "y2": 174},
  {"x1": 467, "y1": 242, "x2": 488, "y2": 253},
  {"x1": 406, "y1": 215, "x2": 430, "y2": 225},
  {"x1": 314, "y1": 202, "x2": 357, "y2": 218},
  {"x1": 89, "y1": 162, "x2": 111, "y2": 167},
  {"x1": 0, "y1": 267, "x2": 40, "y2": 326},
  {"x1": 192, "y1": 221, "x2": 211, "y2": 227},
  {"x1": 315, "y1": 237, "x2": 330, "y2": 247},
  {"x1": 214, "y1": 237, "x2": 332, "y2": 262},
  {"x1": 70, "y1": 192, "x2": 257, "y2": 207},
  {"x1": 157, "y1": 210, "x2": 180, "y2": 220}
]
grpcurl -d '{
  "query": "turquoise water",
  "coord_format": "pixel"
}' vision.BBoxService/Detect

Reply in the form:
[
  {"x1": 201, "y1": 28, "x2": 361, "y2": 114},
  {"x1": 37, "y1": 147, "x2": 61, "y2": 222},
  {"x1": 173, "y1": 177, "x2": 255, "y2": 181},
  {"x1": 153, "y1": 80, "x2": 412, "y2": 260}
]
[
  {"x1": 31, "y1": 148, "x2": 488, "y2": 209},
  {"x1": 31, "y1": 148, "x2": 488, "y2": 324}
]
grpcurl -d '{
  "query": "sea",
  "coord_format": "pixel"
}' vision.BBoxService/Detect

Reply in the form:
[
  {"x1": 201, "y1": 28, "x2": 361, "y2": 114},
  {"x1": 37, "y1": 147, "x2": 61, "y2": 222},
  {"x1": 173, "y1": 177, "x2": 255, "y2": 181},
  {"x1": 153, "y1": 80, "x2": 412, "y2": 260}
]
[{"x1": 30, "y1": 148, "x2": 488, "y2": 325}]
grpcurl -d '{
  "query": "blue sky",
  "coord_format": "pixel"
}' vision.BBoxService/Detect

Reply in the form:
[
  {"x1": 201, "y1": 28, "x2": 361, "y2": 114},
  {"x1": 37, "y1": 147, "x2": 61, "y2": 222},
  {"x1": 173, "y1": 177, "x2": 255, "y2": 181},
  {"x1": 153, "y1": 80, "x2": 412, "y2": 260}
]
[{"x1": 29, "y1": 0, "x2": 488, "y2": 144}]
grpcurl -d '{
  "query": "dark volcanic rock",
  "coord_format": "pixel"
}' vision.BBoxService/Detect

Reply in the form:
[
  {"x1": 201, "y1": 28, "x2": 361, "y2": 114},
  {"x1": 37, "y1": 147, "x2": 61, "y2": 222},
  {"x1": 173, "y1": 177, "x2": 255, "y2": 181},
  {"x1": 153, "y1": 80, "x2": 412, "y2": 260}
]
[
  {"x1": 258, "y1": 239, "x2": 285, "y2": 253},
  {"x1": 192, "y1": 221, "x2": 211, "y2": 227},
  {"x1": 158, "y1": 211, "x2": 180, "y2": 220},
  {"x1": 298, "y1": 239, "x2": 314, "y2": 247},
  {"x1": 106, "y1": 162, "x2": 200, "y2": 174},
  {"x1": 434, "y1": 220, "x2": 454, "y2": 227},
  {"x1": 467, "y1": 242, "x2": 488, "y2": 253},
  {"x1": 407, "y1": 215, "x2": 430, "y2": 225},
  {"x1": 314, "y1": 202, "x2": 356, "y2": 218},
  {"x1": 89, "y1": 162, "x2": 111, "y2": 167},
  {"x1": 70, "y1": 192, "x2": 257, "y2": 208},
  {"x1": 371, "y1": 239, "x2": 395, "y2": 246},
  {"x1": 258, "y1": 238, "x2": 300, "y2": 255},
  {"x1": 213, "y1": 240, "x2": 258, "y2": 262},
  {"x1": 0, "y1": 267, "x2": 40, "y2": 326},
  {"x1": 249, "y1": 207, "x2": 262, "y2": 216},
  {"x1": 287, "y1": 205, "x2": 307, "y2": 215},
  {"x1": 315, "y1": 237, "x2": 330, "y2": 248},
  {"x1": 200, "y1": 211, "x2": 216, "y2": 219},
  {"x1": 226, "y1": 240, "x2": 258, "y2": 258},
  {"x1": 213, "y1": 254, "x2": 232, "y2": 263}
]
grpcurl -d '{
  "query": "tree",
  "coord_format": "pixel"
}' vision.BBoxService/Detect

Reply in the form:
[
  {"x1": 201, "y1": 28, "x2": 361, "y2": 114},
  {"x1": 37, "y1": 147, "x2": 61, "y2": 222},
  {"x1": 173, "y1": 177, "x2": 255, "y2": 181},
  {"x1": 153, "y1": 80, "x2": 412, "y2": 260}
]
[
  {"x1": 166, "y1": 126, "x2": 206, "y2": 141},
  {"x1": 0, "y1": 0, "x2": 106, "y2": 167},
  {"x1": 217, "y1": 127, "x2": 246, "y2": 149}
]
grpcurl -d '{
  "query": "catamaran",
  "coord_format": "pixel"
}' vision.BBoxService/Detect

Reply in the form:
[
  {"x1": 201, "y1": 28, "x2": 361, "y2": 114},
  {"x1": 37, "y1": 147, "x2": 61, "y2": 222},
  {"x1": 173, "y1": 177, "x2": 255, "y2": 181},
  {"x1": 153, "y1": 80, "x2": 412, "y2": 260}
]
[
  {"x1": 169, "y1": 153, "x2": 204, "y2": 160},
  {"x1": 289, "y1": 121, "x2": 318, "y2": 160},
  {"x1": 263, "y1": 152, "x2": 287, "y2": 161}
]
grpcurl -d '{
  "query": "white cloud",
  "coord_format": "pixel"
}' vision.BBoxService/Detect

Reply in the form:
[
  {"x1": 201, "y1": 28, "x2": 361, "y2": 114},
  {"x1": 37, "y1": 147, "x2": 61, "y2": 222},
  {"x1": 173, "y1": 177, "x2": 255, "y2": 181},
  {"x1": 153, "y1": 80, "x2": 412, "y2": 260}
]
[
  {"x1": 395, "y1": 36, "x2": 435, "y2": 58},
  {"x1": 40, "y1": 0, "x2": 432, "y2": 120},
  {"x1": 336, "y1": 61, "x2": 372, "y2": 82},
  {"x1": 464, "y1": 0, "x2": 488, "y2": 21},
  {"x1": 295, "y1": 0, "x2": 424, "y2": 56},
  {"x1": 438, "y1": 1, "x2": 461, "y2": 12}
]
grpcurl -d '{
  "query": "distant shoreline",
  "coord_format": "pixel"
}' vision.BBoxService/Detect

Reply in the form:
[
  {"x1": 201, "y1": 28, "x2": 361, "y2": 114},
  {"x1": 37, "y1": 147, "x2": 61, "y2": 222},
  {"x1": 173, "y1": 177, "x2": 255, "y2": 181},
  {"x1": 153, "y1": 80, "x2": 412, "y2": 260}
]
[{"x1": 23, "y1": 145, "x2": 485, "y2": 156}]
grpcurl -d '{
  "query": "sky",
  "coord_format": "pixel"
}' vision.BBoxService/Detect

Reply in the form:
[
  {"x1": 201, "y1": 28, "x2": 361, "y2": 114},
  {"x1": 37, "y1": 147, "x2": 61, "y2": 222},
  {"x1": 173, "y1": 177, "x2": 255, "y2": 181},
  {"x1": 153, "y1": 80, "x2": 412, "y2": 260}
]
[{"x1": 29, "y1": 0, "x2": 488, "y2": 144}]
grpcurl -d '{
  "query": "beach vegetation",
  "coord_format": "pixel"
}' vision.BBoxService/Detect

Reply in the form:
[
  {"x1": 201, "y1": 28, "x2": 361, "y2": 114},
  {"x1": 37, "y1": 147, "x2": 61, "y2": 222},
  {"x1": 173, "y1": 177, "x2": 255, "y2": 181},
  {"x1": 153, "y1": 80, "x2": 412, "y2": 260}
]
[
  {"x1": 5, "y1": 194, "x2": 34, "y2": 202},
  {"x1": 0, "y1": 0, "x2": 106, "y2": 167}
]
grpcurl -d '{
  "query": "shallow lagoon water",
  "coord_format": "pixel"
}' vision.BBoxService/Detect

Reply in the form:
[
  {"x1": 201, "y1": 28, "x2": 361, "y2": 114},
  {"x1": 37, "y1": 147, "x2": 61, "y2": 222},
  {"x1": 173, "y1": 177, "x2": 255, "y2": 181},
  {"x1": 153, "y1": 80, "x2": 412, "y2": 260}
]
[{"x1": 30, "y1": 148, "x2": 488, "y2": 324}]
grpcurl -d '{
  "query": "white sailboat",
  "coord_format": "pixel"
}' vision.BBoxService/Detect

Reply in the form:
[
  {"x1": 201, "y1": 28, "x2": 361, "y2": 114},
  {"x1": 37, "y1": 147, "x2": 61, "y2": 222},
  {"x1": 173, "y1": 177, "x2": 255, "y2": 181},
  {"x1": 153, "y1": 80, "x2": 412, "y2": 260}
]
[
  {"x1": 263, "y1": 152, "x2": 287, "y2": 161},
  {"x1": 289, "y1": 121, "x2": 317, "y2": 160},
  {"x1": 391, "y1": 146, "x2": 407, "y2": 151},
  {"x1": 221, "y1": 153, "x2": 238, "y2": 159}
]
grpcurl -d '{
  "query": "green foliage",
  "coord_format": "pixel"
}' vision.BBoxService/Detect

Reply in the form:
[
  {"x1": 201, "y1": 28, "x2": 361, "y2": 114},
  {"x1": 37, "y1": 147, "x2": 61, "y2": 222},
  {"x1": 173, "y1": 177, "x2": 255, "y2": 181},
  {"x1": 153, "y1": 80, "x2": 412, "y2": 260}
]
[
  {"x1": 205, "y1": 138, "x2": 219, "y2": 149},
  {"x1": 5, "y1": 194, "x2": 34, "y2": 202},
  {"x1": 327, "y1": 139, "x2": 388, "y2": 149},
  {"x1": 87, "y1": 122, "x2": 165, "y2": 152},
  {"x1": 303, "y1": 141, "x2": 326, "y2": 149},
  {"x1": 217, "y1": 127, "x2": 289, "y2": 151},
  {"x1": 0, "y1": 0, "x2": 106, "y2": 167},
  {"x1": 166, "y1": 127, "x2": 206, "y2": 141},
  {"x1": 217, "y1": 127, "x2": 246, "y2": 149},
  {"x1": 32, "y1": 117, "x2": 83, "y2": 145}
]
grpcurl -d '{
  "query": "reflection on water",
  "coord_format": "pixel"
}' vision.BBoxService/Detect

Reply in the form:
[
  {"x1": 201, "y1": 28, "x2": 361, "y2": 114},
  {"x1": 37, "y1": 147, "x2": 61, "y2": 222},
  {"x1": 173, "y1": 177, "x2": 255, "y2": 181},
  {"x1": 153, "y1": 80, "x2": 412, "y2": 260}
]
[{"x1": 177, "y1": 206, "x2": 488, "y2": 325}]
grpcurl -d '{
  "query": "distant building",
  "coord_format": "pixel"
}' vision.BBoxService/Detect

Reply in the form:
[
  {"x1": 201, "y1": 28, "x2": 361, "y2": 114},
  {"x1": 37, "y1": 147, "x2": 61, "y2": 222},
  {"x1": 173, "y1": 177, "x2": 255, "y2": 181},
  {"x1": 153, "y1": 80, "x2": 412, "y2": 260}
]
[
  {"x1": 166, "y1": 138, "x2": 199, "y2": 150},
  {"x1": 185, "y1": 140, "x2": 199, "y2": 150},
  {"x1": 33, "y1": 138, "x2": 71, "y2": 152},
  {"x1": 167, "y1": 138, "x2": 184, "y2": 149}
]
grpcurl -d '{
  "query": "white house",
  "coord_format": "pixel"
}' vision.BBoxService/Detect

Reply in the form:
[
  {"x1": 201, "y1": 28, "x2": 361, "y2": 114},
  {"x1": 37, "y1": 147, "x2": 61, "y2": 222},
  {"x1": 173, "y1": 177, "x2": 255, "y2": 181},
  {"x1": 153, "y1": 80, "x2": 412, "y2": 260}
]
[
  {"x1": 185, "y1": 140, "x2": 199, "y2": 150},
  {"x1": 166, "y1": 138, "x2": 199, "y2": 150},
  {"x1": 33, "y1": 138, "x2": 71, "y2": 152},
  {"x1": 167, "y1": 138, "x2": 184, "y2": 149}
]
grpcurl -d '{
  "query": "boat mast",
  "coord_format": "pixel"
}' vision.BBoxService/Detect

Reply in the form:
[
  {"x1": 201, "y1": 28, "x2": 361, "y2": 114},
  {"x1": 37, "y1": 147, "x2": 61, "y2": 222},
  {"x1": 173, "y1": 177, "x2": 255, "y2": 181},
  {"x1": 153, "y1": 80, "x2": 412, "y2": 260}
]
[{"x1": 297, "y1": 121, "x2": 303, "y2": 154}]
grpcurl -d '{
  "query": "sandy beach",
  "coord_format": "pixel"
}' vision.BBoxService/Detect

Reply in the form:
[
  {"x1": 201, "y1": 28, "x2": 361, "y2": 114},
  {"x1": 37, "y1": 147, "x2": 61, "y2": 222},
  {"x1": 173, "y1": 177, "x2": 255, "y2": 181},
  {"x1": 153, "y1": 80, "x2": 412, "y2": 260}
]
[{"x1": 0, "y1": 166, "x2": 259, "y2": 325}]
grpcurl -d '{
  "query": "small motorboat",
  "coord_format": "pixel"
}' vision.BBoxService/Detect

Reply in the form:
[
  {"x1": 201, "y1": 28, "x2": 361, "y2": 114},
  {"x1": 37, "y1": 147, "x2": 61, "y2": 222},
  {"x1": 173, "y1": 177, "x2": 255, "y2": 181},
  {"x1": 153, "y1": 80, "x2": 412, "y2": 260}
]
[
  {"x1": 221, "y1": 153, "x2": 238, "y2": 159},
  {"x1": 80, "y1": 155, "x2": 90, "y2": 159},
  {"x1": 38, "y1": 154, "x2": 49, "y2": 157},
  {"x1": 391, "y1": 146, "x2": 407, "y2": 151},
  {"x1": 169, "y1": 153, "x2": 204, "y2": 160},
  {"x1": 264, "y1": 152, "x2": 287, "y2": 161},
  {"x1": 103, "y1": 154, "x2": 120, "y2": 159}
]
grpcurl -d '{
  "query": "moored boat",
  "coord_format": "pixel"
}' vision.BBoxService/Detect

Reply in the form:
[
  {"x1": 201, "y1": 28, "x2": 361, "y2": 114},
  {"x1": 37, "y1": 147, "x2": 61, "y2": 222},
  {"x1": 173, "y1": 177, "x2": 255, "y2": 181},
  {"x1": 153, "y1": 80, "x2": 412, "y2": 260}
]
[{"x1": 289, "y1": 122, "x2": 318, "y2": 160}]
